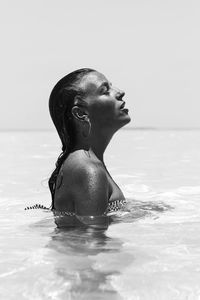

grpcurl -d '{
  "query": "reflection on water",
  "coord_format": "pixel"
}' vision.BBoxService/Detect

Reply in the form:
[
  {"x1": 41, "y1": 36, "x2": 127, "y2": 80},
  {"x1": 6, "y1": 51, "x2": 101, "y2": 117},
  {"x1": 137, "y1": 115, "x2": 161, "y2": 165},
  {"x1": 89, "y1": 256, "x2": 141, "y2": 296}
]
[
  {"x1": 42, "y1": 200, "x2": 173, "y2": 298},
  {"x1": 47, "y1": 227, "x2": 129, "y2": 299},
  {"x1": 49, "y1": 227, "x2": 119, "y2": 256}
]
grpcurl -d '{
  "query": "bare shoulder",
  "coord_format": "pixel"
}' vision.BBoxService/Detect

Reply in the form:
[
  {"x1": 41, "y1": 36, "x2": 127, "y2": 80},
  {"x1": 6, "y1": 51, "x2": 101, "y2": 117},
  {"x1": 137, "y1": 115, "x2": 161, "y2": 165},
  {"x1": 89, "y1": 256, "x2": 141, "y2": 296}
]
[
  {"x1": 61, "y1": 150, "x2": 109, "y2": 215},
  {"x1": 63, "y1": 150, "x2": 105, "y2": 178}
]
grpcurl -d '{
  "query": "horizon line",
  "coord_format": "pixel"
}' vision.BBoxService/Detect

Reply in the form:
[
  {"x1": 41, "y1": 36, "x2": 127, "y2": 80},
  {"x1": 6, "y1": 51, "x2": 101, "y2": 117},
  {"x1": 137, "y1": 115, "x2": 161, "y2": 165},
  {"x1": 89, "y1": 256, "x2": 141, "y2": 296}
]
[{"x1": 1, "y1": 126, "x2": 200, "y2": 132}]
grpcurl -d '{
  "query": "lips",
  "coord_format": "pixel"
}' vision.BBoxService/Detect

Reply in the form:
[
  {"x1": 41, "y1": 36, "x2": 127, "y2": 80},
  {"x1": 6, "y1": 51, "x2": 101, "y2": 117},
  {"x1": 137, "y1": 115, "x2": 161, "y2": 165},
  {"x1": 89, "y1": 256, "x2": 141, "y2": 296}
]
[{"x1": 119, "y1": 101, "x2": 129, "y2": 114}]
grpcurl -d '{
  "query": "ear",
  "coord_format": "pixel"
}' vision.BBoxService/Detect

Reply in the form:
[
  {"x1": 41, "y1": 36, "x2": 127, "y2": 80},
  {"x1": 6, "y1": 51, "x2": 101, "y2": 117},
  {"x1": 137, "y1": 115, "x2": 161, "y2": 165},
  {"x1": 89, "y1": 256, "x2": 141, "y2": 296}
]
[{"x1": 71, "y1": 106, "x2": 88, "y2": 121}]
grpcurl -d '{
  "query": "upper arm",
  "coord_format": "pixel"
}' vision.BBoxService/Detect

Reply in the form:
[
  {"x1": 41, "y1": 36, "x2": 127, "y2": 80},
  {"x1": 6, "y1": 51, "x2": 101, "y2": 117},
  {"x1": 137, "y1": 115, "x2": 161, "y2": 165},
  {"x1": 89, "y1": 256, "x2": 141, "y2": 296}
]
[{"x1": 68, "y1": 163, "x2": 109, "y2": 216}]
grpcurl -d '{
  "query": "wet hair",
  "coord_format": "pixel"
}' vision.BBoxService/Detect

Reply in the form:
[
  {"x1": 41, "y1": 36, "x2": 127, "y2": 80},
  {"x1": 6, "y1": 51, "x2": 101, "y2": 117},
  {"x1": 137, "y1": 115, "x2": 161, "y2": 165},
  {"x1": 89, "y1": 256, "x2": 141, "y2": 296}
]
[{"x1": 48, "y1": 68, "x2": 95, "y2": 209}]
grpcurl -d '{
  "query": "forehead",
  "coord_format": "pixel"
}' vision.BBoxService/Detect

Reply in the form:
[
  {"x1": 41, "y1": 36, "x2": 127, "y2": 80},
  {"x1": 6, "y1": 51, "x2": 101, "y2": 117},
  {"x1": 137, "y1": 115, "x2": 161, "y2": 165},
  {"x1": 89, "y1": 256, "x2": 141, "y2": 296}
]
[{"x1": 79, "y1": 72, "x2": 109, "y2": 94}]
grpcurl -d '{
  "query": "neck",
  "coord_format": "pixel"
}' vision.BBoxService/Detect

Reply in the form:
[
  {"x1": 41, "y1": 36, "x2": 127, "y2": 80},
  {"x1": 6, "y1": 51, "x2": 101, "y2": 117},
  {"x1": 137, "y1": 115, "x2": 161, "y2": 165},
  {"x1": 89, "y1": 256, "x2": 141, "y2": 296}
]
[
  {"x1": 72, "y1": 127, "x2": 115, "y2": 162},
  {"x1": 90, "y1": 130, "x2": 114, "y2": 162}
]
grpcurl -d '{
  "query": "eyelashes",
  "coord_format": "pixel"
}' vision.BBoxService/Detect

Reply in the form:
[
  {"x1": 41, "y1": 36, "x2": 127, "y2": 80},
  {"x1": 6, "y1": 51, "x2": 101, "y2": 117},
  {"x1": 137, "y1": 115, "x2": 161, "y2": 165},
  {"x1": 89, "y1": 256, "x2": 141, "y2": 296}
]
[
  {"x1": 100, "y1": 85, "x2": 110, "y2": 95},
  {"x1": 101, "y1": 88, "x2": 109, "y2": 95},
  {"x1": 99, "y1": 82, "x2": 112, "y2": 95}
]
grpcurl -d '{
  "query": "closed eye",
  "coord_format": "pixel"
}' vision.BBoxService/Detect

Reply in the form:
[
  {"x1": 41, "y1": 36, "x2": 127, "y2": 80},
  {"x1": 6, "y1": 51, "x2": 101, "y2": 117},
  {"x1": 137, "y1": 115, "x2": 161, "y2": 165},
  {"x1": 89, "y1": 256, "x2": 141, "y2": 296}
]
[{"x1": 99, "y1": 82, "x2": 111, "y2": 95}]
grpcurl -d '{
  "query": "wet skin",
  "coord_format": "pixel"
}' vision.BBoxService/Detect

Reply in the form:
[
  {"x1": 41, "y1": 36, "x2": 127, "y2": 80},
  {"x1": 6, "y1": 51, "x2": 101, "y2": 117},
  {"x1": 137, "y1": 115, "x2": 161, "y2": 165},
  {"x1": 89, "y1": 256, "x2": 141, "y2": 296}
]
[
  {"x1": 54, "y1": 72, "x2": 131, "y2": 217},
  {"x1": 79, "y1": 72, "x2": 130, "y2": 133}
]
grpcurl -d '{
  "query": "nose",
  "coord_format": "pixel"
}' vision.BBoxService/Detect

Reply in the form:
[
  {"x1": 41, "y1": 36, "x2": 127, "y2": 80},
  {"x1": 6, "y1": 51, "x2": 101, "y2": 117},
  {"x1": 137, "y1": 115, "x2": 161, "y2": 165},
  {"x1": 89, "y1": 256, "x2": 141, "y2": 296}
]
[{"x1": 116, "y1": 89, "x2": 125, "y2": 100}]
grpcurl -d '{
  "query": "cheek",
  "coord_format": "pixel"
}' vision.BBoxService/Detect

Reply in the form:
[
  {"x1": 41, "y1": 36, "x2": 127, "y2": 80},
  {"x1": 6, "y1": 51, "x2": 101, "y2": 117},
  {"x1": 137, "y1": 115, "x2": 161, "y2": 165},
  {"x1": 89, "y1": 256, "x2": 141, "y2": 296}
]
[{"x1": 90, "y1": 102, "x2": 116, "y2": 122}]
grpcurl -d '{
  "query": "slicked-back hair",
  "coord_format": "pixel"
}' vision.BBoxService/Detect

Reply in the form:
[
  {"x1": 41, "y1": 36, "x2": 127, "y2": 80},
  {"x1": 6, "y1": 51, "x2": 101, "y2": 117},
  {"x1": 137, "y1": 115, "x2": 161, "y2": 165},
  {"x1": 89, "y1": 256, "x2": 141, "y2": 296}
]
[{"x1": 48, "y1": 68, "x2": 95, "y2": 208}]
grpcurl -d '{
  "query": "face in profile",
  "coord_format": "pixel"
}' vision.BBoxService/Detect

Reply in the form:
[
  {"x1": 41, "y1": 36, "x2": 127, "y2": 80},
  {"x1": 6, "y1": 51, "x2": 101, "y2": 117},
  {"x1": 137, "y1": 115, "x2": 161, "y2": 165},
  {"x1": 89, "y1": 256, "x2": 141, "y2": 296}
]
[{"x1": 79, "y1": 71, "x2": 131, "y2": 132}]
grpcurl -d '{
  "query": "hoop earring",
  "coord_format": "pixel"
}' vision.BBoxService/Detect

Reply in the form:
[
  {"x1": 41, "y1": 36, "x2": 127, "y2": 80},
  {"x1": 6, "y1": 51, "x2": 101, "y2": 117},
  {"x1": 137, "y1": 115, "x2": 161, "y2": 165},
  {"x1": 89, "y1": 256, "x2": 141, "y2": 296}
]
[{"x1": 82, "y1": 119, "x2": 91, "y2": 138}]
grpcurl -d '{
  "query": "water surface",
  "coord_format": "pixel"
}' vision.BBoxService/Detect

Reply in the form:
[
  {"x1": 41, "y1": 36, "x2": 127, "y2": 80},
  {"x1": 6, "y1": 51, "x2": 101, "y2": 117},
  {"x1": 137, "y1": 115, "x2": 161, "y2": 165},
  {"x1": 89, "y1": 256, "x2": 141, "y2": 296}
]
[{"x1": 1, "y1": 130, "x2": 200, "y2": 299}]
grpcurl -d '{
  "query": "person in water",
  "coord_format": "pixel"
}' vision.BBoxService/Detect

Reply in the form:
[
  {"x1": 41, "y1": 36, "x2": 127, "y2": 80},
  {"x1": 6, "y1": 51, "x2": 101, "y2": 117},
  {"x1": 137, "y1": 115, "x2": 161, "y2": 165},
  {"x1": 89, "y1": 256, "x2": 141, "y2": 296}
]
[{"x1": 48, "y1": 68, "x2": 131, "y2": 220}]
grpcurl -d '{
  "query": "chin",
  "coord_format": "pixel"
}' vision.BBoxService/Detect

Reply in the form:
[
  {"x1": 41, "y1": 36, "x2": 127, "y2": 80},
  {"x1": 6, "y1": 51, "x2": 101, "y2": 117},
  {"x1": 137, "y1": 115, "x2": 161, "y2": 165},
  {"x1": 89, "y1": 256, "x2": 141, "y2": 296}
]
[
  {"x1": 126, "y1": 114, "x2": 131, "y2": 123},
  {"x1": 121, "y1": 114, "x2": 131, "y2": 126},
  {"x1": 115, "y1": 115, "x2": 131, "y2": 131}
]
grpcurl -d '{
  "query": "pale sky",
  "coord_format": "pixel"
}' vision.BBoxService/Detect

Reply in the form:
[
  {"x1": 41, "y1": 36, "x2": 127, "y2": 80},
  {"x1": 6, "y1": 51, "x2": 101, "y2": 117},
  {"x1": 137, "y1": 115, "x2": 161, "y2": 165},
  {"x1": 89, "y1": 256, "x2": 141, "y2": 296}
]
[{"x1": 0, "y1": 0, "x2": 200, "y2": 129}]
